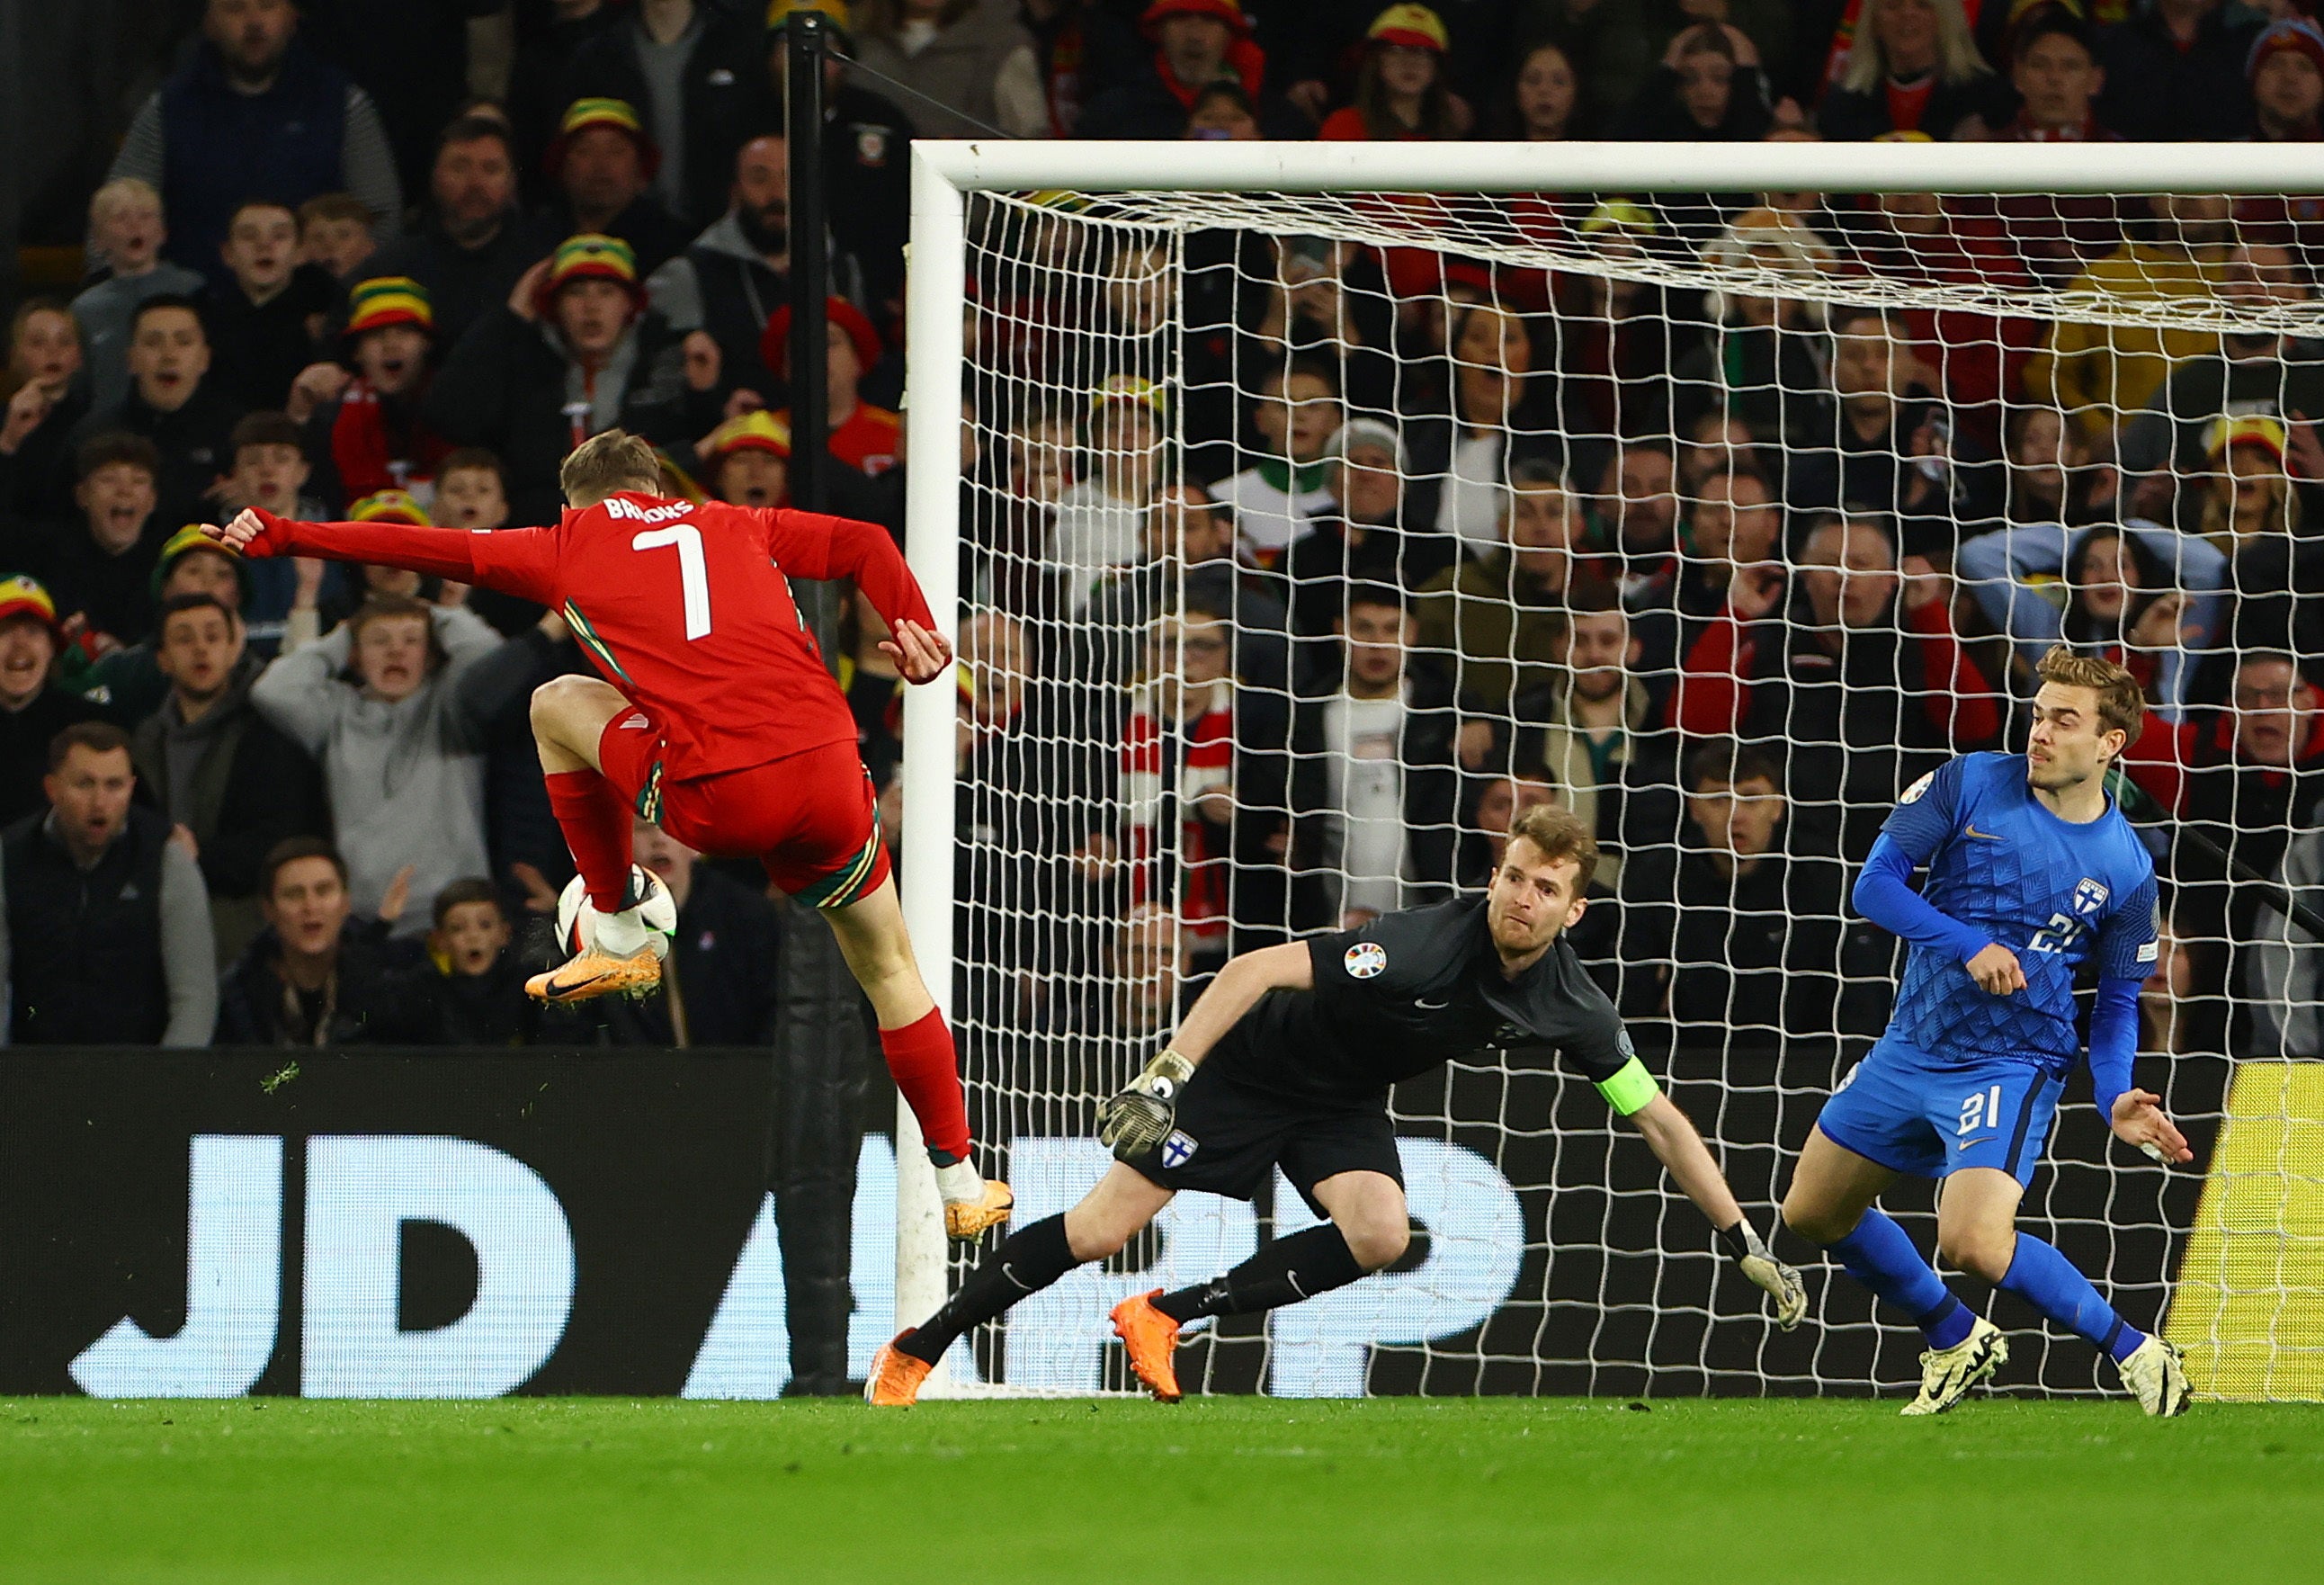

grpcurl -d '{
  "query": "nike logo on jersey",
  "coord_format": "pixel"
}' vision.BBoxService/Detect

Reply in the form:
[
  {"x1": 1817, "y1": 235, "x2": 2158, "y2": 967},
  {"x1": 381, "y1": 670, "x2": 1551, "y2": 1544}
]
[
  {"x1": 1963, "y1": 825, "x2": 2006, "y2": 841},
  {"x1": 1416, "y1": 996, "x2": 1452, "y2": 1009}
]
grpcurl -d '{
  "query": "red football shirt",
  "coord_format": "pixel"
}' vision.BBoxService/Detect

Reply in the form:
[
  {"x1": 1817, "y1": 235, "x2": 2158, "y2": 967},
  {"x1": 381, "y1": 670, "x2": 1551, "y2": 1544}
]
[{"x1": 248, "y1": 495, "x2": 934, "y2": 780}]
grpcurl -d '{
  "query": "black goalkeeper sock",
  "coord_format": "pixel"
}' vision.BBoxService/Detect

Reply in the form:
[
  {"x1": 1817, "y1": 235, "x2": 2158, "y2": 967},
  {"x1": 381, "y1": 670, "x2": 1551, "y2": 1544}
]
[
  {"x1": 898, "y1": 1213, "x2": 1079, "y2": 1365},
  {"x1": 1153, "y1": 1224, "x2": 1368, "y2": 1324}
]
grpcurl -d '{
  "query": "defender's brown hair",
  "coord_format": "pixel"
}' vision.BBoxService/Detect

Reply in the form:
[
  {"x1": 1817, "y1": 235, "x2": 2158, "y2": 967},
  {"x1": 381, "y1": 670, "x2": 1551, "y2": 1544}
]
[
  {"x1": 559, "y1": 428, "x2": 663, "y2": 506},
  {"x1": 1506, "y1": 801, "x2": 1599, "y2": 894},
  {"x1": 2035, "y1": 645, "x2": 2146, "y2": 747}
]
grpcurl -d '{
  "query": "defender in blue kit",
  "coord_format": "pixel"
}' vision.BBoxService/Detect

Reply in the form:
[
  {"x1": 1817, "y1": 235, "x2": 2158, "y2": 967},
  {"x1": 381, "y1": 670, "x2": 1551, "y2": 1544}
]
[{"x1": 1783, "y1": 648, "x2": 2194, "y2": 1417}]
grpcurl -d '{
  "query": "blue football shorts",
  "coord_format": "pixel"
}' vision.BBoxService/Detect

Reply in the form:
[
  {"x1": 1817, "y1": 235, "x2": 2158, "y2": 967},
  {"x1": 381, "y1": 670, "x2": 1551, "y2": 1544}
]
[{"x1": 1813, "y1": 1036, "x2": 2063, "y2": 1187}]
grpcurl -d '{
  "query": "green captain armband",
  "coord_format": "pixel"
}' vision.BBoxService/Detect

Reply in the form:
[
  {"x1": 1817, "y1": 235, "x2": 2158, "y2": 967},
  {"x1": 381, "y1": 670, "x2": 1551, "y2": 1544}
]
[{"x1": 1595, "y1": 1057, "x2": 1661, "y2": 1116}]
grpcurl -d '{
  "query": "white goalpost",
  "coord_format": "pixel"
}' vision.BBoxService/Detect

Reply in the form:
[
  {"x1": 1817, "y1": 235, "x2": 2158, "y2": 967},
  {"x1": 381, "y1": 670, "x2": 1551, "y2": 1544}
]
[{"x1": 896, "y1": 139, "x2": 2324, "y2": 1401}]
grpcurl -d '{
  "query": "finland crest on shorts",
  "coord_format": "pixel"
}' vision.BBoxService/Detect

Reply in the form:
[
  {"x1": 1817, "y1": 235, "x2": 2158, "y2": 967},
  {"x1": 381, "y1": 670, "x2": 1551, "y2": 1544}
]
[{"x1": 1161, "y1": 1130, "x2": 1199, "y2": 1169}]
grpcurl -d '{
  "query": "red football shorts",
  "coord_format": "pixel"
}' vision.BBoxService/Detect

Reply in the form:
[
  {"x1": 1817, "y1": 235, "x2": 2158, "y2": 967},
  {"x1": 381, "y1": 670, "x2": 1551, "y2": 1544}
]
[{"x1": 597, "y1": 708, "x2": 890, "y2": 909}]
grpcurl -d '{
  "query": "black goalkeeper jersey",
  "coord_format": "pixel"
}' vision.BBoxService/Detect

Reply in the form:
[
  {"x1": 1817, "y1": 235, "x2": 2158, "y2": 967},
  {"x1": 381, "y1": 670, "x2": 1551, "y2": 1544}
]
[{"x1": 1211, "y1": 895, "x2": 1634, "y2": 1104}]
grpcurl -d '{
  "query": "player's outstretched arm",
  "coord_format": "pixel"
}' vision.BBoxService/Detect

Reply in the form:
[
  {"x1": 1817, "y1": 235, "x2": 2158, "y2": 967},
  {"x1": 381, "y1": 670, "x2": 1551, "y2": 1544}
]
[
  {"x1": 1627, "y1": 1092, "x2": 1808, "y2": 1329},
  {"x1": 756, "y1": 507, "x2": 939, "y2": 657},
  {"x1": 1096, "y1": 942, "x2": 1312, "y2": 1160},
  {"x1": 207, "y1": 507, "x2": 556, "y2": 603}
]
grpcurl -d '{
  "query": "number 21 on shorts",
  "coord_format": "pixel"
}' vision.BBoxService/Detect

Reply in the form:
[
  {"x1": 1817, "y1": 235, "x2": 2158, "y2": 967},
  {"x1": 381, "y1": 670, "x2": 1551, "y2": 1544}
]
[
  {"x1": 633, "y1": 524, "x2": 712, "y2": 640},
  {"x1": 1959, "y1": 1083, "x2": 2004, "y2": 1138}
]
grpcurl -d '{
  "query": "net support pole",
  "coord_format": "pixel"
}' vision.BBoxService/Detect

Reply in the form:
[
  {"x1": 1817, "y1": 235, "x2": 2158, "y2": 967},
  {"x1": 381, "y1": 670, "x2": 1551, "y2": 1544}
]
[
  {"x1": 764, "y1": 10, "x2": 867, "y2": 1396},
  {"x1": 895, "y1": 148, "x2": 967, "y2": 1355}
]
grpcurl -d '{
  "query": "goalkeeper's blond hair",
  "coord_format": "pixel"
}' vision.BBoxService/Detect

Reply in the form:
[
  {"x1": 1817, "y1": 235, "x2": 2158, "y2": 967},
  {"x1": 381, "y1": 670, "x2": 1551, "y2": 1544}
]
[{"x1": 1509, "y1": 802, "x2": 1600, "y2": 893}]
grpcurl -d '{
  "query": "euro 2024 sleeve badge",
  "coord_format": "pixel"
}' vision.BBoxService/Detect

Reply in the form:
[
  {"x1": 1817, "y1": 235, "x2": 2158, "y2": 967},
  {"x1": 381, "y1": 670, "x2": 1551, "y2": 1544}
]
[{"x1": 1345, "y1": 941, "x2": 1387, "y2": 979}]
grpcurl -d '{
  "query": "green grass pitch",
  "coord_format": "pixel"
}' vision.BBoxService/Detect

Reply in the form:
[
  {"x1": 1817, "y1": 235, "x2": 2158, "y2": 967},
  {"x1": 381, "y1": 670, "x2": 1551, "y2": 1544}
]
[{"x1": 3, "y1": 1396, "x2": 2316, "y2": 1583}]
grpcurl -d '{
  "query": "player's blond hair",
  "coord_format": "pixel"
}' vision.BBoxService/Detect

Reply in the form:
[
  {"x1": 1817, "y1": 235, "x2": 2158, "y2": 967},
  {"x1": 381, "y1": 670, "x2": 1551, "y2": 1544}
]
[
  {"x1": 1507, "y1": 802, "x2": 1599, "y2": 894},
  {"x1": 2035, "y1": 645, "x2": 2147, "y2": 747},
  {"x1": 559, "y1": 428, "x2": 664, "y2": 506}
]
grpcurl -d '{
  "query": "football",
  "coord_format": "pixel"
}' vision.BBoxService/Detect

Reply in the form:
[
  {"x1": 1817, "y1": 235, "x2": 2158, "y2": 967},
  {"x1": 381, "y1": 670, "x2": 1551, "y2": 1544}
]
[{"x1": 554, "y1": 866, "x2": 677, "y2": 959}]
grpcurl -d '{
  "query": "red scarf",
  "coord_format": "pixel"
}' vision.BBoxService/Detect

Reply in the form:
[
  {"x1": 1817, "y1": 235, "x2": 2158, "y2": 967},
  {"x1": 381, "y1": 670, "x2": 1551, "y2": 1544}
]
[{"x1": 331, "y1": 378, "x2": 451, "y2": 500}]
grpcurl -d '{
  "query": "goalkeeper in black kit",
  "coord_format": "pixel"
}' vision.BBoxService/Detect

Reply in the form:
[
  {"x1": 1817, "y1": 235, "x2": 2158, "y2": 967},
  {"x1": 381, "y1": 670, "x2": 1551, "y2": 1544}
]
[{"x1": 867, "y1": 804, "x2": 1805, "y2": 1404}]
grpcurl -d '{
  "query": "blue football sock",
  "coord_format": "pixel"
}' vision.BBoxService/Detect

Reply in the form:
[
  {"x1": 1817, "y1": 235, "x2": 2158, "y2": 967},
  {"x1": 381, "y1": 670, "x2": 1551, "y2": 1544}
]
[
  {"x1": 1998, "y1": 1233, "x2": 2144, "y2": 1363},
  {"x1": 1828, "y1": 1209, "x2": 1974, "y2": 1348}
]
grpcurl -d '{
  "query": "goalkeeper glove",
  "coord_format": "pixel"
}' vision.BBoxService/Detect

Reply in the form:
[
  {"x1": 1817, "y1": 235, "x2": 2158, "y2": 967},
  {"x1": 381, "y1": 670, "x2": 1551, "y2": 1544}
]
[
  {"x1": 1098, "y1": 1049, "x2": 1197, "y2": 1162},
  {"x1": 1720, "y1": 1220, "x2": 1808, "y2": 1331}
]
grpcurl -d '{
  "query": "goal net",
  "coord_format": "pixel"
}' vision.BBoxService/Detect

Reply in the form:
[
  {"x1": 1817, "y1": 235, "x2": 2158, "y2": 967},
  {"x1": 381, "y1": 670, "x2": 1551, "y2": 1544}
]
[{"x1": 893, "y1": 142, "x2": 2324, "y2": 1401}]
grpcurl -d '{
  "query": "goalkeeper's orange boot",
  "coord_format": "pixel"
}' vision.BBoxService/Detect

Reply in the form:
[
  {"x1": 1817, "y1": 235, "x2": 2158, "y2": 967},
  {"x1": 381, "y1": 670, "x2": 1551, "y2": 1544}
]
[
  {"x1": 864, "y1": 1333, "x2": 934, "y2": 1407},
  {"x1": 525, "y1": 945, "x2": 663, "y2": 1004},
  {"x1": 943, "y1": 1179, "x2": 1015, "y2": 1240},
  {"x1": 1110, "y1": 1290, "x2": 1184, "y2": 1402}
]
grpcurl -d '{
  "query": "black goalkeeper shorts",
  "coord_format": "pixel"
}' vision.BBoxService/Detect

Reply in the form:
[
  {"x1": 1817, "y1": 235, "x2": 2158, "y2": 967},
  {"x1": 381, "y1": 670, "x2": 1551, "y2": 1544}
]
[{"x1": 1122, "y1": 1063, "x2": 1403, "y2": 1218}]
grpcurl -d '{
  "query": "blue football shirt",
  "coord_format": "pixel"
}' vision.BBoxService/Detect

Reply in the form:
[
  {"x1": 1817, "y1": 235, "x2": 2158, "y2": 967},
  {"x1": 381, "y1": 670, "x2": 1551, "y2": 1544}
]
[{"x1": 1876, "y1": 751, "x2": 2159, "y2": 1071}]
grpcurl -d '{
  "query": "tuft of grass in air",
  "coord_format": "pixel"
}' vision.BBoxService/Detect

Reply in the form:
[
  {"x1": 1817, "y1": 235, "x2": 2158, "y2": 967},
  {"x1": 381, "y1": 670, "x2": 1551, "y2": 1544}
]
[{"x1": 0, "y1": 1395, "x2": 2316, "y2": 1583}]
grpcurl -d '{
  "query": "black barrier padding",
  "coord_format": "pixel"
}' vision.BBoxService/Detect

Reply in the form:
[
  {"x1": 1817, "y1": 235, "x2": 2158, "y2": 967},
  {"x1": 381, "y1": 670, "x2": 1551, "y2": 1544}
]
[
  {"x1": 1, "y1": 1043, "x2": 2234, "y2": 1398},
  {"x1": 0, "y1": 1050, "x2": 777, "y2": 1395}
]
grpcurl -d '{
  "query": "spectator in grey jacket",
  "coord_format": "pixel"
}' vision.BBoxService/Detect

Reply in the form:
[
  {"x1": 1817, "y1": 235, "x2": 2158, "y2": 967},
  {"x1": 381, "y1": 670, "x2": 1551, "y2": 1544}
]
[
  {"x1": 69, "y1": 180, "x2": 208, "y2": 417},
  {"x1": 251, "y1": 593, "x2": 500, "y2": 936},
  {"x1": 0, "y1": 721, "x2": 215, "y2": 1046}
]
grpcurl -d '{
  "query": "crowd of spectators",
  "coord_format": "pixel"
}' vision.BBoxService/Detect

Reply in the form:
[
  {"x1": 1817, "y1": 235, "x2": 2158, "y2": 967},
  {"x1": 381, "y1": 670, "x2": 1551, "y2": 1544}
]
[{"x1": 0, "y1": 0, "x2": 2319, "y2": 1058}]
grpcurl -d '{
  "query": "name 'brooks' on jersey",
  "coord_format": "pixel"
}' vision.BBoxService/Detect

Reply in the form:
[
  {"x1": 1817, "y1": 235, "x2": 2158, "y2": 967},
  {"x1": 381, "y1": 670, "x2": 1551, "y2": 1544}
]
[{"x1": 1880, "y1": 751, "x2": 2159, "y2": 1070}]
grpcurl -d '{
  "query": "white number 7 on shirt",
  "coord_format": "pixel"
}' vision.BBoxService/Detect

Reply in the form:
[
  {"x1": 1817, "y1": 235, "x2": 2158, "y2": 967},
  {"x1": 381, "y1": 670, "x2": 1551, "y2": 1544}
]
[{"x1": 631, "y1": 524, "x2": 712, "y2": 640}]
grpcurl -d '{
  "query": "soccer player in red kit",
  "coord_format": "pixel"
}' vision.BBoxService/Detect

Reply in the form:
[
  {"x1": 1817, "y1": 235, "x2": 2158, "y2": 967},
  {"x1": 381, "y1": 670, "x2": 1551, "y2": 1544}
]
[{"x1": 209, "y1": 429, "x2": 1012, "y2": 1238}]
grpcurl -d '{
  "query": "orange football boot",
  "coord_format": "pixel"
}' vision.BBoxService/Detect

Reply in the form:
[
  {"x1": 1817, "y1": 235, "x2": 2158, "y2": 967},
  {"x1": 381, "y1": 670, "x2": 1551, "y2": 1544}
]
[
  {"x1": 864, "y1": 1332, "x2": 934, "y2": 1407},
  {"x1": 943, "y1": 1179, "x2": 1015, "y2": 1240},
  {"x1": 524, "y1": 945, "x2": 663, "y2": 1003},
  {"x1": 1110, "y1": 1289, "x2": 1185, "y2": 1402}
]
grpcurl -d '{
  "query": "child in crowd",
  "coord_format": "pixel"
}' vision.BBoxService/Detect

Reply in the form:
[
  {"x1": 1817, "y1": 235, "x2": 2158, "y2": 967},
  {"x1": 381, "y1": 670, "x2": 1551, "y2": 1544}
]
[
  {"x1": 213, "y1": 411, "x2": 342, "y2": 658},
  {"x1": 46, "y1": 431, "x2": 163, "y2": 653},
  {"x1": 298, "y1": 193, "x2": 380, "y2": 283},
  {"x1": 69, "y1": 179, "x2": 205, "y2": 414},
  {"x1": 702, "y1": 410, "x2": 791, "y2": 508},
  {"x1": 423, "y1": 878, "x2": 533, "y2": 1044},
  {"x1": 1208, "y1": 357, "x2": 1343, "y2": 567},
  {"x1": 331, "y1": 277, "x2": 450, "y2": 501},
  {"x1": 205, "y1": 200, "x2": 335, "y2": 412},
  {"x1": 433, "y1": 448, "x2": 512, "y2": 531}
]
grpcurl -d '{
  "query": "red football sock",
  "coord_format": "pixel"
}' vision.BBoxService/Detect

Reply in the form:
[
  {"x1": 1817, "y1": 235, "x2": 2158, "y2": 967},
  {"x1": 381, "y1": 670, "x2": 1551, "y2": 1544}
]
[
  {"x1": 545, "y1": 769, "x2": 632, "y2": 913},
  {"x1": 880, "y1": 1007, "x2": 972, "y2": 1164}
]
